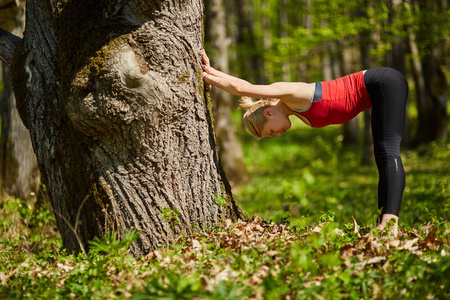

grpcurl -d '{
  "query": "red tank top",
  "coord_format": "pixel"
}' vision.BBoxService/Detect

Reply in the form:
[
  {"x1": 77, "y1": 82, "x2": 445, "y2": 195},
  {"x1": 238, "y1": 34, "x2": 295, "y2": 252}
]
[{"x1": 297, "y1": 71, "x2": 372, "y2": 128}]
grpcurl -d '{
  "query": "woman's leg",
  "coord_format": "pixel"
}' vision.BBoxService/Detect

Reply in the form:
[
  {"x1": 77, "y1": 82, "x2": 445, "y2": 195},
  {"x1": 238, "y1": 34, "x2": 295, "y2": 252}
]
[{"x1": 364, "y1": 68, "x2": 408, "y2": 232}]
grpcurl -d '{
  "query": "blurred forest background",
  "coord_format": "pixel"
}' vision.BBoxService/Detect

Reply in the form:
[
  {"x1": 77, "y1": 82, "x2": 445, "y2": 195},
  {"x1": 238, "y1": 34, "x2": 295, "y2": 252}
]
[
  {"x1": 203, "y1": 0, "x2": 449, "y2": 227},
  {"x1": 0, "y1": 0, "x2": 449, "y2": 226},
  {"x1": 0, "y1": 1, "x2": 448, "y2": 298}
]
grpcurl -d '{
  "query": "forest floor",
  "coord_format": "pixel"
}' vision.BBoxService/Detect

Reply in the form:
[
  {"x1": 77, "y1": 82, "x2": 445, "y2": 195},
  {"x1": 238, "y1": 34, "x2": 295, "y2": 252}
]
[{"x1": 0, "y1": 121, "x2": 449, "y2": 299}]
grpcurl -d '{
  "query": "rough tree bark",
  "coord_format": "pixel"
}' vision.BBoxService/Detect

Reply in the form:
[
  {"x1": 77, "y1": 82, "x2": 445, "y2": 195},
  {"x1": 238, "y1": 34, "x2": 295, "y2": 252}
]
[
  {"x1": 1, "y1": 0, "x2": 244, "y2": 256},
  {"x1": 0, "y1": 0, "x2": 39, "y2": 199}
]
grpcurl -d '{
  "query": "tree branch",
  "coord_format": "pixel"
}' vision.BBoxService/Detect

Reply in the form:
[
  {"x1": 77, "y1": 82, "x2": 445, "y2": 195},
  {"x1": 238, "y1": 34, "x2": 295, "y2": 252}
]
[{"x1": 0, "y1": 28, "x2": 21, "y2": 68}]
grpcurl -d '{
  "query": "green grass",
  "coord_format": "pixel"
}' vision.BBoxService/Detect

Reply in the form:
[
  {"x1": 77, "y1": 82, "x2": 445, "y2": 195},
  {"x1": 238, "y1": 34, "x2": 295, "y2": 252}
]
[
  {"x1": 235, "y1": 118, "x2": 449, "y2": 230},
  {"x1": 0, "y1": 119, "x2": 449, "y2": 299}
]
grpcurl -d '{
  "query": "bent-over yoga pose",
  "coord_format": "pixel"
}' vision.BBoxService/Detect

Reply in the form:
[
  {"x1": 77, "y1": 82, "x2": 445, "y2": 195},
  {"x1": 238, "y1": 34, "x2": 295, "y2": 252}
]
[{"x1": 201, "y1": 49, "x2": 408, "y2": 236}]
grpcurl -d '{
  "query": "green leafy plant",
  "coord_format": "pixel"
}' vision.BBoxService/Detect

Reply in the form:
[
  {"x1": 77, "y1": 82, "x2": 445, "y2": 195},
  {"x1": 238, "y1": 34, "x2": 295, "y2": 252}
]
[
  {"x1": 0, "y1": 118, "x2": 448, "y2": 299},
  {"x1": 89, "y1": 229, "x2": 139, "y2": 256},
  {"x1": 162, "y1": 207, "x2": 181, "y2": 229},
  {"x1": 214, "y1": 194, "x2": 227, "y2": 207}
]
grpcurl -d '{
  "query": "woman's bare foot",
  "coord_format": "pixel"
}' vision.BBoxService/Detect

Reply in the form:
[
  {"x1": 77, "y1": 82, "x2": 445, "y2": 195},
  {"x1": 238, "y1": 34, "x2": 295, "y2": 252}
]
[{"x1": 377, "y1": 214, "x2": 398, "y2": 237}]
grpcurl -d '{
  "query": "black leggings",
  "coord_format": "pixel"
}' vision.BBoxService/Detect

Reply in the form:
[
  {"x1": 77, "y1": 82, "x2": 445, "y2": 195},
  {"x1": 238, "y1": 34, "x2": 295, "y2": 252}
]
[{"x1": 364, "y1": 68, "x2": 408, "y2": 217}]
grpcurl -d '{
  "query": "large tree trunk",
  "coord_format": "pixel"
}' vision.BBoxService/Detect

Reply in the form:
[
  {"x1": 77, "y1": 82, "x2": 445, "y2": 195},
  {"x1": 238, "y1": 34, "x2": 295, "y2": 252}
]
[
  {"x1": 385, "y1": 0, "x2": 412, "y2": 146},
  {"x1": 0, "y1": 0, "x2": 39, "y2": 200},
  {"x1": 235, "y1": 0, "x2": 266, "y2": 84},
  {"x1": 322, "y1": 39, "x2": 360, "y2": 146},
  {"x1": 2, "y1": 0, "x2": 244, "y2": 256},
  {"x1": 419, "y1": 54, "x2": 448, "y2": 141},
  {"x1": 339, "y1": 42, "x2": 360, "y2": 145},
  {"x1": 204, "y1": 0, "x2": 248, "y2": 188},
  {"x1": 280, "y1": 0, "x2": 291, "y2": 82},
  {"x1": 358, "y1": 0, "x2": 376, "y2": 166},
  {"x1": 410, "y1": 0, "x2": 448, "y2": 143}
]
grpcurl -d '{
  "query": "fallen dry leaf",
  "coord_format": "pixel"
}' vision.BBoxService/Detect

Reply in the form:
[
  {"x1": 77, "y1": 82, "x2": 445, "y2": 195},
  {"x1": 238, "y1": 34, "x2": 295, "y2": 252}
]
[
  {"x1": 356, "y1": 253, "x2": 365, "y2": 262},
  {"x1": 402, "y1": 238, "x2": 420, "y2": 251},
  {"x1": 246, "y1": 265, "x2": 270, "y2": 285},
  {"x1": 382, "y1": 260, "x2": 390, "y2": 273},
  {"x1": 0, "y1": 272, "x2": 6, "y2": 286},
  {"x1": 420, "y1": 223, "x2": 433, "y2": 233},
  {"x1": 254, "y1": 224, "x2": 265, "y2": 233},
  {"x1": 57, "y1": 262, "x2": 74, "y2": 273},
  {"x1": 145, "y1": 250, "x2": 162, "y2": 260},
  {"x1": 303, "y1": 275, "x2": 328, "y2": 288},
  {"x1": 368, "y1": 239, "x2": 383, "y2": 255},
  {"x1": 265, "y1": 250, "x2": 279, "y2": 257},
  {"x1": 340, "y1": 244, "x2": 357, "y2": 259},
  {"x1": 224, "y1": 219, "x2": 232, "y2": 228},
  {"x1": 354, "y1": 256, "x2": 386, "y2": 270},
  {"x1": 311, "y1": 225, "x2": 322, "y2": 233},
  {"x1": 334, "y1": 228, "x2": 344, "y2": 236},
  {"x1": 420, "y1": 228, "x2": 440, "y2": 251},
  {"x1": 388, "y1": 239, "x2": 401, "y2": 248},
  {"x1": 352, "y1": 216, "x2": 360, "y2": 236},
  {"x1": 343, "y1": 259, "x2": 352, "y2": 268},
  {"x1": 214, "y1": 267, "x2": 233, "y2": 282},
  {"x1": 191, "y1": 239, "x2": 202, "y2": 251}
]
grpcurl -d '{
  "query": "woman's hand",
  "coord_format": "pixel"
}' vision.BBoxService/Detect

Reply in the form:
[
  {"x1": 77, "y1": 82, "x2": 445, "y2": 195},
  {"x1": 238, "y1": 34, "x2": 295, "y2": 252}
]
[
  {"x1": 202, "y1": 72, "x2": 212, "y2": 91},
  {"x1": 201, "y1": 48, "x2": 211, "y2": 69},
  {"x1": 201, "y1": 48, "x2": 212, "y2": 91}
]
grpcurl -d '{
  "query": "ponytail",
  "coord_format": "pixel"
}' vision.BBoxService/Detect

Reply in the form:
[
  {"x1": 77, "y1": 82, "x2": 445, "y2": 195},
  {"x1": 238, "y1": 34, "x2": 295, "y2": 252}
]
[
  {"x1": 239, "y1": 96, "x2": 255, "y2": 110},
  {"x1": 239, "y1": 97, "x2": 276, "y2": 139}
]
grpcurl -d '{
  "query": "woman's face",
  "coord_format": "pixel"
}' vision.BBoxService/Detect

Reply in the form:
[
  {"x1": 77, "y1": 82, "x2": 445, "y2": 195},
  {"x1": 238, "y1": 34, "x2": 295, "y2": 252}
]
[{"x1": 261, "y1": 108, "x2": 291, "y2": 138}]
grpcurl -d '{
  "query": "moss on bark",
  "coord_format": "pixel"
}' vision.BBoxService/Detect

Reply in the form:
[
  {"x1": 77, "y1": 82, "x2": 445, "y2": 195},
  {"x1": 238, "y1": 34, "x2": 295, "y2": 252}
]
[{"x1": 55, "y1": 0, "x2": 138, "y2": 101}]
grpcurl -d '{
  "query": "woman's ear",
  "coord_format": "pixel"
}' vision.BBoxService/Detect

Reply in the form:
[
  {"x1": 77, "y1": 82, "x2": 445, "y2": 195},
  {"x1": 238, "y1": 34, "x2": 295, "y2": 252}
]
[{"x1": 263, "y1": 109, "x2": 273, "y2": 118}]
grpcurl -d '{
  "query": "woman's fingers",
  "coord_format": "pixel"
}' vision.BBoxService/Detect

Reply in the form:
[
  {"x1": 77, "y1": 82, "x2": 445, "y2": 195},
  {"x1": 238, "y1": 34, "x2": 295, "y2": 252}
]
[
  {"x1": 200, "y1": 49, "x2": 212, "y2": 90},
  {"x1": 200, "y1": 48, "x2": 210, "y2": 66},
  {"x1": 202, "y1": 71, "x2": 212, "y2": 91}
]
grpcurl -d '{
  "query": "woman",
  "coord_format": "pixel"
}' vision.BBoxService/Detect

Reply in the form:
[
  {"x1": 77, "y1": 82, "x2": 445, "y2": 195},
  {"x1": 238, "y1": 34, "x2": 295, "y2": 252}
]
[{"x1": 201, "y1": 49, "x2": 408, "y2": 236}]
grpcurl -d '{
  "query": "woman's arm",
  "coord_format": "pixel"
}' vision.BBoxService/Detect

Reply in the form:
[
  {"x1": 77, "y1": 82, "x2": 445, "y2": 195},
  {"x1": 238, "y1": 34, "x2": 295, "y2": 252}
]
[{"x1": 201, "y1": 49, "x2": 314, "y2": 110}]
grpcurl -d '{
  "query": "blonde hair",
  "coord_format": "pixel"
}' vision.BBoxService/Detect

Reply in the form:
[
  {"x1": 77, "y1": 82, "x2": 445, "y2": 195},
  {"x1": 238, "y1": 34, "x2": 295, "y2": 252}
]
[{"x1": 239, "y1": 97, "x2": 276, "y2": 138}]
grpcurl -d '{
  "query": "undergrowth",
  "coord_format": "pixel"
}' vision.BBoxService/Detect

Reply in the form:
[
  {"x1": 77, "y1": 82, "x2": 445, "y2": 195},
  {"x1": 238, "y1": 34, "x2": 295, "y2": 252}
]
[{"x1": 0, "y1": 124, "x2": 449, "y2": 299}]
